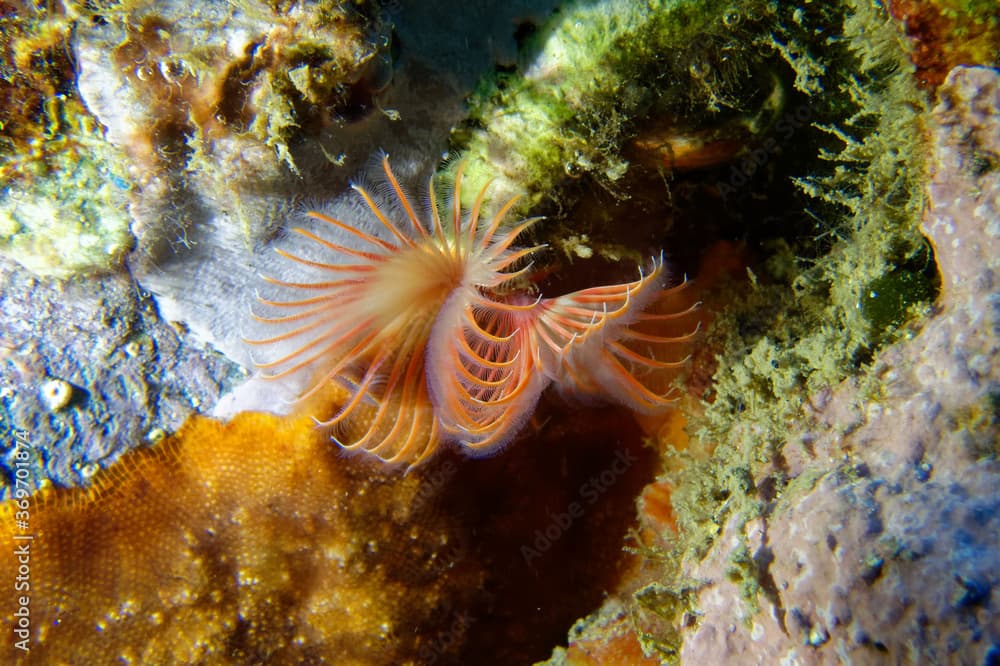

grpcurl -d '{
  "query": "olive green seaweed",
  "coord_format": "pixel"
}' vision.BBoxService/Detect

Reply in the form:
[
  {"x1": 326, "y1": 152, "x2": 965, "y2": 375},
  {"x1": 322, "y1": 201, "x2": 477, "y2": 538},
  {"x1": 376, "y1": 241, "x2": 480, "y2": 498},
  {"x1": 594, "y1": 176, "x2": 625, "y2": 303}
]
[
  {"x1": 645, "y1": 0, "x2": 933, "y2": 657},
  {"x1": 446, "y1": 0, "x2": 780, "y2": 211}
]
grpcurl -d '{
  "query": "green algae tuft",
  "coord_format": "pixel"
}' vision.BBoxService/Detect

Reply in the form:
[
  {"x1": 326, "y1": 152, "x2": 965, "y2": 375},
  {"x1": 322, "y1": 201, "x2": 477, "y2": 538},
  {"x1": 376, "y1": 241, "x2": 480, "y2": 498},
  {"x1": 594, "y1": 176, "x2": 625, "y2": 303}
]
[
  {"x1": 446, "y1": 0, "x2": 781, "y2": 212},
  {"x1": 656, "y1": 0, "x2": 939, "y2": 640}
]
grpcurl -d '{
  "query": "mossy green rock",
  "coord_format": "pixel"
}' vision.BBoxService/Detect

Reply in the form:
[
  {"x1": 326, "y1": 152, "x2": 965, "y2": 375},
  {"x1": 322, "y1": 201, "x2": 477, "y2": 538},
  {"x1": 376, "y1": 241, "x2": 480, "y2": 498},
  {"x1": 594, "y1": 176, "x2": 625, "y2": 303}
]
[
  {"x1": 449, "y1": 0, "x2": 778, "y2": 210},
  {"x1": 0, "y1": 145, "x2": 133, "y2": 277}
]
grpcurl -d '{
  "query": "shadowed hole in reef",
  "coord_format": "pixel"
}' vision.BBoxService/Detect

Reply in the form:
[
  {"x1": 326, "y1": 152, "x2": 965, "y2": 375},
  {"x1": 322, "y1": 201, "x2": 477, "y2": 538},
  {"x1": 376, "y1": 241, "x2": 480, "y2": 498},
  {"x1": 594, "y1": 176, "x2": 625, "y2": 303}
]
[{"x1": 383, "y1": 398, "x2": 657, "y2": 665}]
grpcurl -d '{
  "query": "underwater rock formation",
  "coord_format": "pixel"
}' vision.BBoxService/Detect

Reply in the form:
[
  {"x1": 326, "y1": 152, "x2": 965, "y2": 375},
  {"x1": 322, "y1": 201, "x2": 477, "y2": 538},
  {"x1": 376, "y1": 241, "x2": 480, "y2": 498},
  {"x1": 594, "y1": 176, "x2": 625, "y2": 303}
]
[
  {"x1": 448, "y1": 0, "x2": 788, "y2": 213},
  {"x1": 0, "y1": 256, "x2": 241, "y2": 494},
  {"x1": 74, "y1": 0, "x2": 392, "y2": 212},
  {"x1": 888, "y1": 0, "x2": 1000, "y2": 88},
  {"x1": 2, "y1": 1, "x2": 996, "y2": 663},
  {"x1": 551, "y1": 65, "x2": 999, "y2": 666},
  {"x1": 65, "y1": 0, "x2": 401, "y2": 372}
]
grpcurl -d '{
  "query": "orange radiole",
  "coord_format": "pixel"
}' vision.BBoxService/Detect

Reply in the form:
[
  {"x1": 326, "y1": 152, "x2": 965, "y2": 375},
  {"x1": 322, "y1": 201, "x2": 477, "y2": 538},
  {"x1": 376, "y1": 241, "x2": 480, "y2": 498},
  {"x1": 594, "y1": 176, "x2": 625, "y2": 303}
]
[{"x1": 247, "y1": 155, "x2": 697, "y2": 466}]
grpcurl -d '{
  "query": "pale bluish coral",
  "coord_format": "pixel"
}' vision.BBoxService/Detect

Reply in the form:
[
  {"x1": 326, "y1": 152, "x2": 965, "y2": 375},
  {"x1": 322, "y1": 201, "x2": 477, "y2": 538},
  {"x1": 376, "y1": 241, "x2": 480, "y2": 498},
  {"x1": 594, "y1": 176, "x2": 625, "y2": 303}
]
[{"x1": 73, "y1": 0, "x2": 393, "y2": 249}]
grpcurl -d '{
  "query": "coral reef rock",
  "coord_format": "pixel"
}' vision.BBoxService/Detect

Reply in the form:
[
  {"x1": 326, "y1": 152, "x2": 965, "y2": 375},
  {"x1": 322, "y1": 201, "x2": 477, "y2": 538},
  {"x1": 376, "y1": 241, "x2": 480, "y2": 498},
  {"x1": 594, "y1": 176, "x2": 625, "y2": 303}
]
[
  {"x1": 0, "y1": 257, "x2": 241, "y2": 495},
  {"x1": 72, "y1": 0, "x2": 396, "y2": 361},
  {"x1": 677, "y1": 65, "x2": 1000, "y2": 665},
  {"x1": 0, "y1": 8, "x2": 133, "y2": 277}
]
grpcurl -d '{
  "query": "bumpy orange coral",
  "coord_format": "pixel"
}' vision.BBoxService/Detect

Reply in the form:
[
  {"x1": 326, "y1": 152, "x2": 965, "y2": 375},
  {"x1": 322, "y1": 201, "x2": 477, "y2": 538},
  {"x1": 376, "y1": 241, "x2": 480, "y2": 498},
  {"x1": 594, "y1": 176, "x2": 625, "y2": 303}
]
[
  {"x1": 248, "y1": 156, "x2": 697, "y2": 466},
  {"x1": 0, "y1": 408, "x2": 483, "y2": 664},
  {"x1": 0, "y1": 387, "x2": 661, "y2": 664}
]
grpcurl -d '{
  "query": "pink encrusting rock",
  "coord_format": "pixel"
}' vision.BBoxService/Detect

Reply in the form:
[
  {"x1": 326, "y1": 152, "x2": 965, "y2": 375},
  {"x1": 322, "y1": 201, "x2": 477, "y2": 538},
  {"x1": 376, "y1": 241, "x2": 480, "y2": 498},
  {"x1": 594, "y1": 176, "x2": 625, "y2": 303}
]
[{"x1": 679, "y1": 65, "x2": 1000, "y2": 665}]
